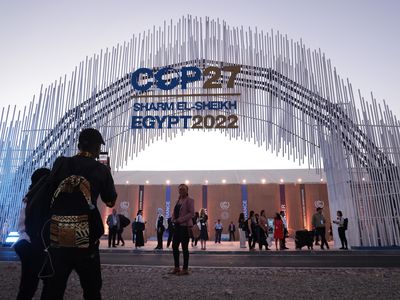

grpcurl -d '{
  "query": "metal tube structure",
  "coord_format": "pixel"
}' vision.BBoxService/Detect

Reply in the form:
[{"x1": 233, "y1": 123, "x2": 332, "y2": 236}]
[{"x1": 0, "y1": 16, "x2": 399, "y2": 247}]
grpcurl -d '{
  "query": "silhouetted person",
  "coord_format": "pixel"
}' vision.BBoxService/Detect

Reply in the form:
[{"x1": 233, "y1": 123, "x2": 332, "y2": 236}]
[{"x1": 41, "y1": 128, "x2": 117, "y2": 299}]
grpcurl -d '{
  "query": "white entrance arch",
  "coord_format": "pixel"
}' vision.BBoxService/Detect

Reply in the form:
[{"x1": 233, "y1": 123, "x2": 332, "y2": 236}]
[{"x1": 0, "y1": 16, "x2": 399, "y2": 247}]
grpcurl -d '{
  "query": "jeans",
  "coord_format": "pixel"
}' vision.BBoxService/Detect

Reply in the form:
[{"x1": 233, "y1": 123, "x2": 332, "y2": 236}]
[
  {"x1": 338, "y1": 227, "x2": 348, "y2": 248},
  {"x1": 108, "y1": 226, "x2": 117, "y2": 247},
  {"x1": 117, "y1": 229, "x2": 124, "y2": 245},
  {"x1": 41, "y1": 246, "x2": 102, "y2": 300},
  {"x1": 14, "y1": 239, "x2": 43, "y2": 300},
  {"x1": 280, "y1": 228, "x2": 288, "y2": 248},
  {"x1": 248, "y1": 233, "x2": 256, "y2": 249},
  {"x1": 172, "y1": 225, "x2": 190, "y2": 269},
  {"x1": 167, "y1": 229, "x2": 174, "y2": 247},
  {"x1": 316, "y1": 227, "x2": 329, "y2": 249},
  {"x1": 157, "y1": 228, "x2": 164, "y2": 248},
  {"x1": 215, "y1": 229, "x2": 222, "y2": 243}
]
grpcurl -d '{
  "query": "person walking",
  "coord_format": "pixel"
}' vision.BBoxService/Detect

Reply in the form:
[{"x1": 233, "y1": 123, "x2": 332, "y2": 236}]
[
  {"x1": 191, "y1": 211, "x2": 200, "y2": 247},
  {"x1": 135, "y1": 210, "x2": 145, "y2": 248},
  {"x1": 131, "y1": 219, "x2": 136, "y2": 245},
  {"x1": 199, "y1": 208, "x2": 209, "y2": 250},
  {"x1": 312, "y1": 207, "x2": 329, "y2": 250},
  {"x1": 14, "y1": 168, "x2": 50, "y2": 300},
  {"x1": 228, "y1": 221, "x2": 236, "y2": 241},
  {"x1": 259, "y1": 210, "x2": 270, "y2": 250},
  {"x1": 280, "y1": 211, "x2": 289, "y2": 250},
  {"x1": 166, "y1": 217, "x2": 174, "y2": 248},
  {"x1": 170, "y1": 184, "x2": 195, "y2": 275},
  {"x1": 155, "y1": 208, "x2": 166, "y2": 250},
  {"x1": 214, "y1": 220, "x2": 223, "y2": 243},
  {"x1": 107, "y1": 209, "x2": 119, "y2": 248},
  {"x1": 116, "y1": 213, "x2": 130, "y2": 246},
  {"x1": 238, "y1": 213, "x2": 247, "y2": 248},
  {"x1": 41, "y1": 128, "x2": 117, "y2": 300},
  {"x1": 333, "y1": 210, "x2": 348, "y2": 249},
  {"x1": 254, "y1": 213, "x2": 261, "y2": 249},
  {"x1": 247, "y1": 211, "x2": 256, "y2": 250},
  {"x1": 273, "y1": 213, "x2": 284, "y2": 250}
]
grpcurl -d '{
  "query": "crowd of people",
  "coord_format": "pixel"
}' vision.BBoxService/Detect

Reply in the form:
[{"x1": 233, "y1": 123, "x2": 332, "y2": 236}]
[
  {"x1": 108, "y1": 205, "x2": 346, "y2": 253},
  {"x1": 9, "y1": 127, "x2": 349, "y2": 299}
]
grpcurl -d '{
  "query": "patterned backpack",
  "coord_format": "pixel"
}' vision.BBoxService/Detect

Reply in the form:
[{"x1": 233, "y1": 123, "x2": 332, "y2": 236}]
[{"x1": 49, "y1": 159, "x2": 103, "y2": 249}]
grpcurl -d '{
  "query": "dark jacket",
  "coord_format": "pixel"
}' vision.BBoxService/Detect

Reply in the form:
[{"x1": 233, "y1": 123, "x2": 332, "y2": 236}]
[{"x1": 172, "y1": 197, "x2": 195, "y2": 227}]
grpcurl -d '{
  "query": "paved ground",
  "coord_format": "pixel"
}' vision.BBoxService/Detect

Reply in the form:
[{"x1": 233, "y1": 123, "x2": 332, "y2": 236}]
[
  {"x1": 2, "y1": 240, "x2": 400, "y2": 299},
  {"x1": 1, "y1": 262, "x2": 400, "y2": 299},
  {"x1": 2, "y1": 240, "x2": 400, "y2": 268},
  {"x1": 97, "y1": 238, "x2": 332, "y2": 252}
]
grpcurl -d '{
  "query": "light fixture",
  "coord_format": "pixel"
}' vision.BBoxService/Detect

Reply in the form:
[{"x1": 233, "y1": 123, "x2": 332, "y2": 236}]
[
  {"x1": 145, "y1": 180, "x2": 149, "y2": 184},
  {"x1": 297, "y1": 178, "x2": 302, "y2": 183},
  {"x1": 126, "y1": 180, "x2": 129, "y2": 184},
  {"x1": 5, "y1": 231, "x2": 19, "y2": 244},
  {"x1": 242, "y1": 179, "x2": 247, "y2": 184},
  {"x1": 320, "y1": 178, "x2": 324, "y2": 182},
  {"x1": 280, "y1": 178, "x2": 284, "y2": 183},
  {"x1": 166, "y1": 180, "x2": 170, "y2": 185},
  {"x1": 261, "y1": 178, "x2": 266, "y2": 184},
  {"x1": 362, "y1": 178, "x2": 365, "y2": 181},
  {"x1": 185, "y1": 180, "x2": 190, "y2": 185},
  {"x1": 204, "y1": 180, "x2": 209, "y2": 185},
  {"x1": 222, "y1": 179, "x2": 226, "y2": 184}
]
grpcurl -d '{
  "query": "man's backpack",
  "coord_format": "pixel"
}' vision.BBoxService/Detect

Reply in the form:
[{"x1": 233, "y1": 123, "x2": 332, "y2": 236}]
[
  {"x1": 343, "y1": 218, "x2": 348, "y2": 230},
  {"x1": 49, "y1": 158, "x2": 103, "y2": 249},
  {"x1": 25, "y1": 174, "x2": 54, "y2": 249},
  {"x1": 119, "y1": 214, "x2": 131, "y2": 228}
]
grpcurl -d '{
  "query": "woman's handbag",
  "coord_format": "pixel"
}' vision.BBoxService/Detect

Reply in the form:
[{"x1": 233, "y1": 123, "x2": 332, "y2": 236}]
[{"x1": 191, "y1": 224, "x2": 201, "y2": 239}]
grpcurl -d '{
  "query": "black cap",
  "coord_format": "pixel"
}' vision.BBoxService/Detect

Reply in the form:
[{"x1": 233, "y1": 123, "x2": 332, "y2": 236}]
[{"x1": 78, "y1": 128, "x2": 105, "y2": 146}]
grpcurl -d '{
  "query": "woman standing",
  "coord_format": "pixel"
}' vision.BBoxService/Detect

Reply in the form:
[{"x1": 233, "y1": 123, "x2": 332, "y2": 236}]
[
  {"x1": 199, "y1": 208, "x2": 209, "y2": 250},
  {"x1": 135, "y1": 210, "x2": 145, "y2": 248},
  {"x1": 273, "y1": 213, "x2": 284, "y2": 250},
  {"x1": 333, "y1": 210, "x2": 348, "y2": 249},
  {"x1": 170, "y1": 184, "x2": 195, "y2": 275},
  {"x1": 238, "y1": 213, "x2": 247, "y2": 248},
  {"x1": 258, "y1": 210, "x2": 270, "y2": 250},
  {"x1": 247, "y1": 211, "x2": 256, "y2": 250},
  {"x1": 155, "y1": 208, "x2": 165, "y2": 250},
  {"x1": 191, "y1": 211, "x2": 200, "y2": 247}
]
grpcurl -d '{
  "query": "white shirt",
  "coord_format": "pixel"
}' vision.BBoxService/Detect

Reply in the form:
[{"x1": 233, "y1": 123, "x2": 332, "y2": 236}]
[
  {"x1": 136, "y1": 215, "x2": 144, "y2": 223},
  {"x1": 281, "y1": 215, "x2": 287, "y2": 229},
  {"x1": 215, "y1": 223, "x2": 223, "y2": 230},
  {"x1": 15, "y1": 201, "x2": 30, "y2": 245},
  {"x1": 112, "y1": 214, "x2": 118, "y2": 226}
]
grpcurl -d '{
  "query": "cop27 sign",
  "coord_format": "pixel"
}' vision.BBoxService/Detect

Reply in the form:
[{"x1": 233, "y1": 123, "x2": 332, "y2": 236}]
[{"x1": 130, "y1": 65, "x2": 240, "y2": 129}]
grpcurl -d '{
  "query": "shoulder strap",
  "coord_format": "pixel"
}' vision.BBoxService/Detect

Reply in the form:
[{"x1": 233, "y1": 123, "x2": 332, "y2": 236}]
[{"x1": 51, "y1": 156, "x2": 96, "y2": 209}]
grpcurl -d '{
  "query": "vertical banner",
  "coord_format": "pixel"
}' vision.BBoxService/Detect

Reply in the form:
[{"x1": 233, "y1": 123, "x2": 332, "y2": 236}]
[
  {"x1": 300, "y1": 184, "x2": 307, "y2": 229},
  {"x1": 138, "y1": 185, "x2": 144, "y2": 211},
  {"x1": 279, "y1": 184, "x2": 286, "y2": 212},
  {"x1": 165, "y1": 185, "x2": 171, "y2": 218},
  {"x1": 241, "y1": 184, "x2": 248, "y2": 218},
  {"x1": 202, "y1": 185, "x2": 208, "y2": 209}
]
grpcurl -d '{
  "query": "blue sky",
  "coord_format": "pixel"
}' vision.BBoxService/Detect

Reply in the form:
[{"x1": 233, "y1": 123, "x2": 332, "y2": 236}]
[{"x1": 0, "y1": 0, "x2": 399, "y2": 170}]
